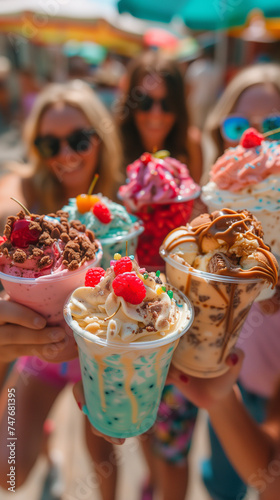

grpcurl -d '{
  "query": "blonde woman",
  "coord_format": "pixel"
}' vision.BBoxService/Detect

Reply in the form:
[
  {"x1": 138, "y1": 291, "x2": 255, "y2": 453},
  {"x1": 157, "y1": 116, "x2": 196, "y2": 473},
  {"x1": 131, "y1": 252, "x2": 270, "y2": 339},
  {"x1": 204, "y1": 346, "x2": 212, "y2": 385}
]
[
  {"x1": 0, "y1": 79, "x2": 123, "y2": 229},
  {"x1": 202, "y1": 63, "x2": 280, "y2": 182},
  {"x1": 0, "y1": 80, "x2": 123, "y2": 499}
]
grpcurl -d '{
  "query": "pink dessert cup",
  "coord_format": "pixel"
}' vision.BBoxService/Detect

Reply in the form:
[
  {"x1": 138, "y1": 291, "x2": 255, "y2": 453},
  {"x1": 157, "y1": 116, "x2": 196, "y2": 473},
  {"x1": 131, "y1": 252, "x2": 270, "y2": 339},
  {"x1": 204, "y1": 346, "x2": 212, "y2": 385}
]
[{"x1": 0, "y1": 245, "x2": 103, "y2": 326}]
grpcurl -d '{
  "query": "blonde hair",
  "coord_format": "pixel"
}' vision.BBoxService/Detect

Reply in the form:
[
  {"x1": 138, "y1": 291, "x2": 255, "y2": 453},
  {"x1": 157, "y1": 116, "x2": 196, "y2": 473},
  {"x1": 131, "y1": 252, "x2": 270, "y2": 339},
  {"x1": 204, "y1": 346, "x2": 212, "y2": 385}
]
[
  {"x1": 24, "y1": 80, "x2": 123, "y2": 212},
  {"x1": 204, "y1": 63, "x2": 280, "y2": 173}
]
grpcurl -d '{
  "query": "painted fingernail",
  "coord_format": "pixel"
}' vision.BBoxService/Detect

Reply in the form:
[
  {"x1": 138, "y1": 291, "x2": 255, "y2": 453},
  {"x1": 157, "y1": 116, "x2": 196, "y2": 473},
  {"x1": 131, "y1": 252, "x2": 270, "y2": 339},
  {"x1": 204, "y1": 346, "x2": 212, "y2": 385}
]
[
  {"x1": 33, "y1": 316, "x2": 46, "y2": 328},
  {"x1": 179, "y1": 374, "x2": 189, "y2": 383},
  {"x1": 51, "y1": 329, "x2": 64, "y2": 341},
  {"x1": 111, "y1": 438, "x2": 125, "y2": 445},
  {"x1": 77, "y1": 402, "x2": 82, "y2": 411},
  {"x1": 229, "y1": 353, "x2": 238, "y2": 365}
]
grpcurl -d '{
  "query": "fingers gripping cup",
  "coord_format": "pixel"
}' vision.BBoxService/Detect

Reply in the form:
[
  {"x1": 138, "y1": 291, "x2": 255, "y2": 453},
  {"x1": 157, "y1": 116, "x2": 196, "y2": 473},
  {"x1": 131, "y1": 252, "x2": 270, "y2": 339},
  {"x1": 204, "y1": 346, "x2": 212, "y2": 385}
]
[
  {"x1": 64, "y1": 257, "x2": 193, "y2": 438},
  {"x1": 160, "y1": 209, "x2": 278, "y2": 378}
]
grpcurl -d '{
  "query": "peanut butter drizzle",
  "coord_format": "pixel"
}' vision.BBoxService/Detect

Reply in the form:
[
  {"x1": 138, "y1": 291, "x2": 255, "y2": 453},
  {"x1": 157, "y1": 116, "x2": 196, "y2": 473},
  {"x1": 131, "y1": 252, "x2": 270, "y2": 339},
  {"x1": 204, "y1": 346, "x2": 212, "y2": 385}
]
[{"x1": 164, "y1": 209, "x2": 278, "y2": 286}]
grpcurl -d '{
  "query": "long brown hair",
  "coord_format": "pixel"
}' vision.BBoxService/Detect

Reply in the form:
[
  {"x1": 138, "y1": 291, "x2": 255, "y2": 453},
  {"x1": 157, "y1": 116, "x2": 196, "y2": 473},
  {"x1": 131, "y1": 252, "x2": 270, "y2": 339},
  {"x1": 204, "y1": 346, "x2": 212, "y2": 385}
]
[
  {"x1": 115, "y1": 51, "x2": 189, "y2": 166},
  {"x1": 23, "y1": 80, "x2": 123, "y2": 212}
]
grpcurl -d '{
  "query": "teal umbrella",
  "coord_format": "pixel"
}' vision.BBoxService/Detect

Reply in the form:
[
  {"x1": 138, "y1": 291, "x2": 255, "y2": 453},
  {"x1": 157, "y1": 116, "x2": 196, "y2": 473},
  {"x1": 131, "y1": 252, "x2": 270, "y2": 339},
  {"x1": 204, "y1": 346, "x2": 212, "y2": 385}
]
[
  {"x1": 182, "y1": 0, "x2": 280, "y2": 30},
  {"x1": 118, "y1": 0, "x2": 280, "y2": 30},
  {"x1": 118, "y1": 0, "x2": 186, "y2": 23}
]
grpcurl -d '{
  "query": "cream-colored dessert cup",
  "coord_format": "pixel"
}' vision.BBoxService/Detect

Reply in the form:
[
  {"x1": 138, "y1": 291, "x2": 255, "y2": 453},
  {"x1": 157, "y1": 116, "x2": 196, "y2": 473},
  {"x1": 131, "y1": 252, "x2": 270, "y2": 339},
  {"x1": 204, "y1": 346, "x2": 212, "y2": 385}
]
[
  {"x1": 64, "y1": 291, "x2": 193, "y2": 438},
  {"x1": 160, "y1": 248, "x2": 266, "y2": 378}
]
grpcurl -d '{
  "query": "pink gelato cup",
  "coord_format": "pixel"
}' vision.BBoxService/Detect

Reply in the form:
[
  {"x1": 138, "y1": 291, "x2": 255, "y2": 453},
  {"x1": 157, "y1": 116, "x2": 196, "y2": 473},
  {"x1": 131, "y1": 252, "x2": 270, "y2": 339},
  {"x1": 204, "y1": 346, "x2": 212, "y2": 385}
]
[{"x1": 0, "y1": 246, "x2": 102, "y2": 326}]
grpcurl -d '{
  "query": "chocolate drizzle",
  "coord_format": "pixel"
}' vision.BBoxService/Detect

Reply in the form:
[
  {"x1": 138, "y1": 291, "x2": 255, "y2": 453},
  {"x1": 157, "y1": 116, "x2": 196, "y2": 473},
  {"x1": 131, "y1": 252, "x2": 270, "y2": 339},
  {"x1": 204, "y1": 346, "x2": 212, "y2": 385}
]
[{"x1": 164, "y1": 208, "x2": 278, "y2": 286}]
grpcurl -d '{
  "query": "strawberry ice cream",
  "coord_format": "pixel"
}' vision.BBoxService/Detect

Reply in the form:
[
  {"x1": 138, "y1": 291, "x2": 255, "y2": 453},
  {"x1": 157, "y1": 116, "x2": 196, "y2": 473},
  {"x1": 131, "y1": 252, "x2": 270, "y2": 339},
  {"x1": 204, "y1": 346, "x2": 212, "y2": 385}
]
[
  {"x1": 202, "y1": 128, "x2": 280, "y2": 257},
  {"x1": 118, "y1": 151, "x2": 200, "y2": 269}
]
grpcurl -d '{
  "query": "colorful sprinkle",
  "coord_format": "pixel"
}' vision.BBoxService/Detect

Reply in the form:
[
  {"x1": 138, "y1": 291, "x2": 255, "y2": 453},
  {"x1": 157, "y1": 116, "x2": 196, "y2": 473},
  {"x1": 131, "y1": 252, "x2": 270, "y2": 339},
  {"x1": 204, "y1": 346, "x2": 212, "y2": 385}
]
[
  {"x1": 114, "y1": 253, "x2": 121, "y2": 260},
  {"x1": 143, "y1": 273, "x2": 149, "y2": 280},
  {"x1": 161, "y1": 286, "x2": 166, "y2": 292},
  {"x1": 156, "y1": 287, "x2": 163, "y2": 295},
  {"x1": 129, "y1": 255, "x2": 134, "y2": 260},
  {"x1": 167, "y1": 290, "x2": 173, "y2": 299},
  {"x1": 156, "y1": 270, "x2": 161, "y2": 277}
]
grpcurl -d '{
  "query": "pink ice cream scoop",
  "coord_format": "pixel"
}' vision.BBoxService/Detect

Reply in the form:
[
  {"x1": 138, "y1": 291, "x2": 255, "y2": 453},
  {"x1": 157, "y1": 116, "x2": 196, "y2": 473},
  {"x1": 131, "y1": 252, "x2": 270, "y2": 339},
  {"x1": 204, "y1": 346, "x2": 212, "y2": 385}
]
[
  {"x1": 210, "y1": 129, "x2": 280, "y2": 192},
  {"x1": 118, "y1": 151, "x2": 200, "y2": 210},
  {"x1": 202, "y1": 127, "x2": 280, "y2": 259}
]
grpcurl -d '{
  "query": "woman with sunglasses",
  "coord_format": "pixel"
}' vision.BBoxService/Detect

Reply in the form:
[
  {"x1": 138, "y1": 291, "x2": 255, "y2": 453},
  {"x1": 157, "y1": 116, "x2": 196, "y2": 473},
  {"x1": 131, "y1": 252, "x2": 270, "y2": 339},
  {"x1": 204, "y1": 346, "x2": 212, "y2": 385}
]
[
  {"x1": 203, "y1": 63, "x2": 280, "y2": 179},
  {"x1": 0, "y1": 79, "x2": 122, "y2": 229},
  {"x1": 0, "y1": 80, "x2": 123, "y2": 499},
  {"x1": 115, "y1": 50, "x2": 203, "y2": 185}
]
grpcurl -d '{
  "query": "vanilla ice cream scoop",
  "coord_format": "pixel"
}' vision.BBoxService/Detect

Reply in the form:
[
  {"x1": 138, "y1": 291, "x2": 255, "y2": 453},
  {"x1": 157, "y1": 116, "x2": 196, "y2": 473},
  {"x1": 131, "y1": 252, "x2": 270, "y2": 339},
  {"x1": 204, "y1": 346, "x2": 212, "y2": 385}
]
[{"x1": 69, "y1": 258, "x2": 190, "y2": 343}]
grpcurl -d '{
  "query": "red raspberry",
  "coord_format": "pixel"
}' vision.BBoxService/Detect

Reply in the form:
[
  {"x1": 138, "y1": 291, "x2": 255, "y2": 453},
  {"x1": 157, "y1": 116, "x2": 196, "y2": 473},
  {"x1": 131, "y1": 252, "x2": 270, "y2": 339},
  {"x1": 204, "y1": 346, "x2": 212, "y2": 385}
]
[
  {"x1": 240, "y1": 128, "x2": 264, "y2": 148},
  {"x1": 112, "y1": 272, "x2": 146, "y2": 304},
  {"x1": 85, "y1": 267, "x2": 106, "y2": 287},
  {"x1": 140, "y1": 152, "x2": 152, "y2": 165},
  {"x1": 114, "y1": 256, "x2": 133, "y2": 275},
  {"x1": 92, "y1": 202, "x2": 112, "y2": 224}
]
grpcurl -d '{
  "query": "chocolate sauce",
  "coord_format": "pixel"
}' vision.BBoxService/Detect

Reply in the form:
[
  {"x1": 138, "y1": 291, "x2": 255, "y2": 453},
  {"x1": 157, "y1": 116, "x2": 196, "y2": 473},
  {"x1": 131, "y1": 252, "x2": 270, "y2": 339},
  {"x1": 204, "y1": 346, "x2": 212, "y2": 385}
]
[{"x1": 163, "y1": 209, "x2": 278, "y2": 286}]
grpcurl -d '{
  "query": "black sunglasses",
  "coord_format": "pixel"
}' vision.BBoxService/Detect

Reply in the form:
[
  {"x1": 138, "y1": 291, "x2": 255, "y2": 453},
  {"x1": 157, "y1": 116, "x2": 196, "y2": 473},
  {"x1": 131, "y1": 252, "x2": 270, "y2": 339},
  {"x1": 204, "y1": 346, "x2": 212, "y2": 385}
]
[
  {"x1": 137, "y1": 93, "x2": 175, "y2": 113},
  {"x1": 34, "y1": 128, "x2": 97, "y2": 159}
]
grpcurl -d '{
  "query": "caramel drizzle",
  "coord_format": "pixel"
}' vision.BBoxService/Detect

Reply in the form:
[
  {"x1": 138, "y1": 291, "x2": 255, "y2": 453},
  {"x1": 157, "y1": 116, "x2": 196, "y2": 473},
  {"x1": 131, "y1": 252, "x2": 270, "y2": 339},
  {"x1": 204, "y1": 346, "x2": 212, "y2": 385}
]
[
  {"x1": 218, "y1": 284, "x2": 236, "y2": 363},
  {"x1": 218, "y1": 295, "x2": 254, "y2": 363},
  {"x1": 164, "y1": 209, "x2": 277, "y2": 286}
]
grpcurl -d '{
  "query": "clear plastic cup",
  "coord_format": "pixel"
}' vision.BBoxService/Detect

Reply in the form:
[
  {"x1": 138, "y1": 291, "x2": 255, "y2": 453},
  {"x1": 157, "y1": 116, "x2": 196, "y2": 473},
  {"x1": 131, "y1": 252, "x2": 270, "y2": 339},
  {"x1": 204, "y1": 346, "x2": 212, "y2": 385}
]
[
  {"x1": 64, "y1": 290, "x2": 193, "y2": 438},
  {"x1": 0, "y1": 246, "x2": 102, "y2": 326},
  {"x1": 160, "y1": 247, "x2": 267, "y2": 378},
  {"x1": 100, "y1": 217, "x2": 144, "y2": 268}
]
